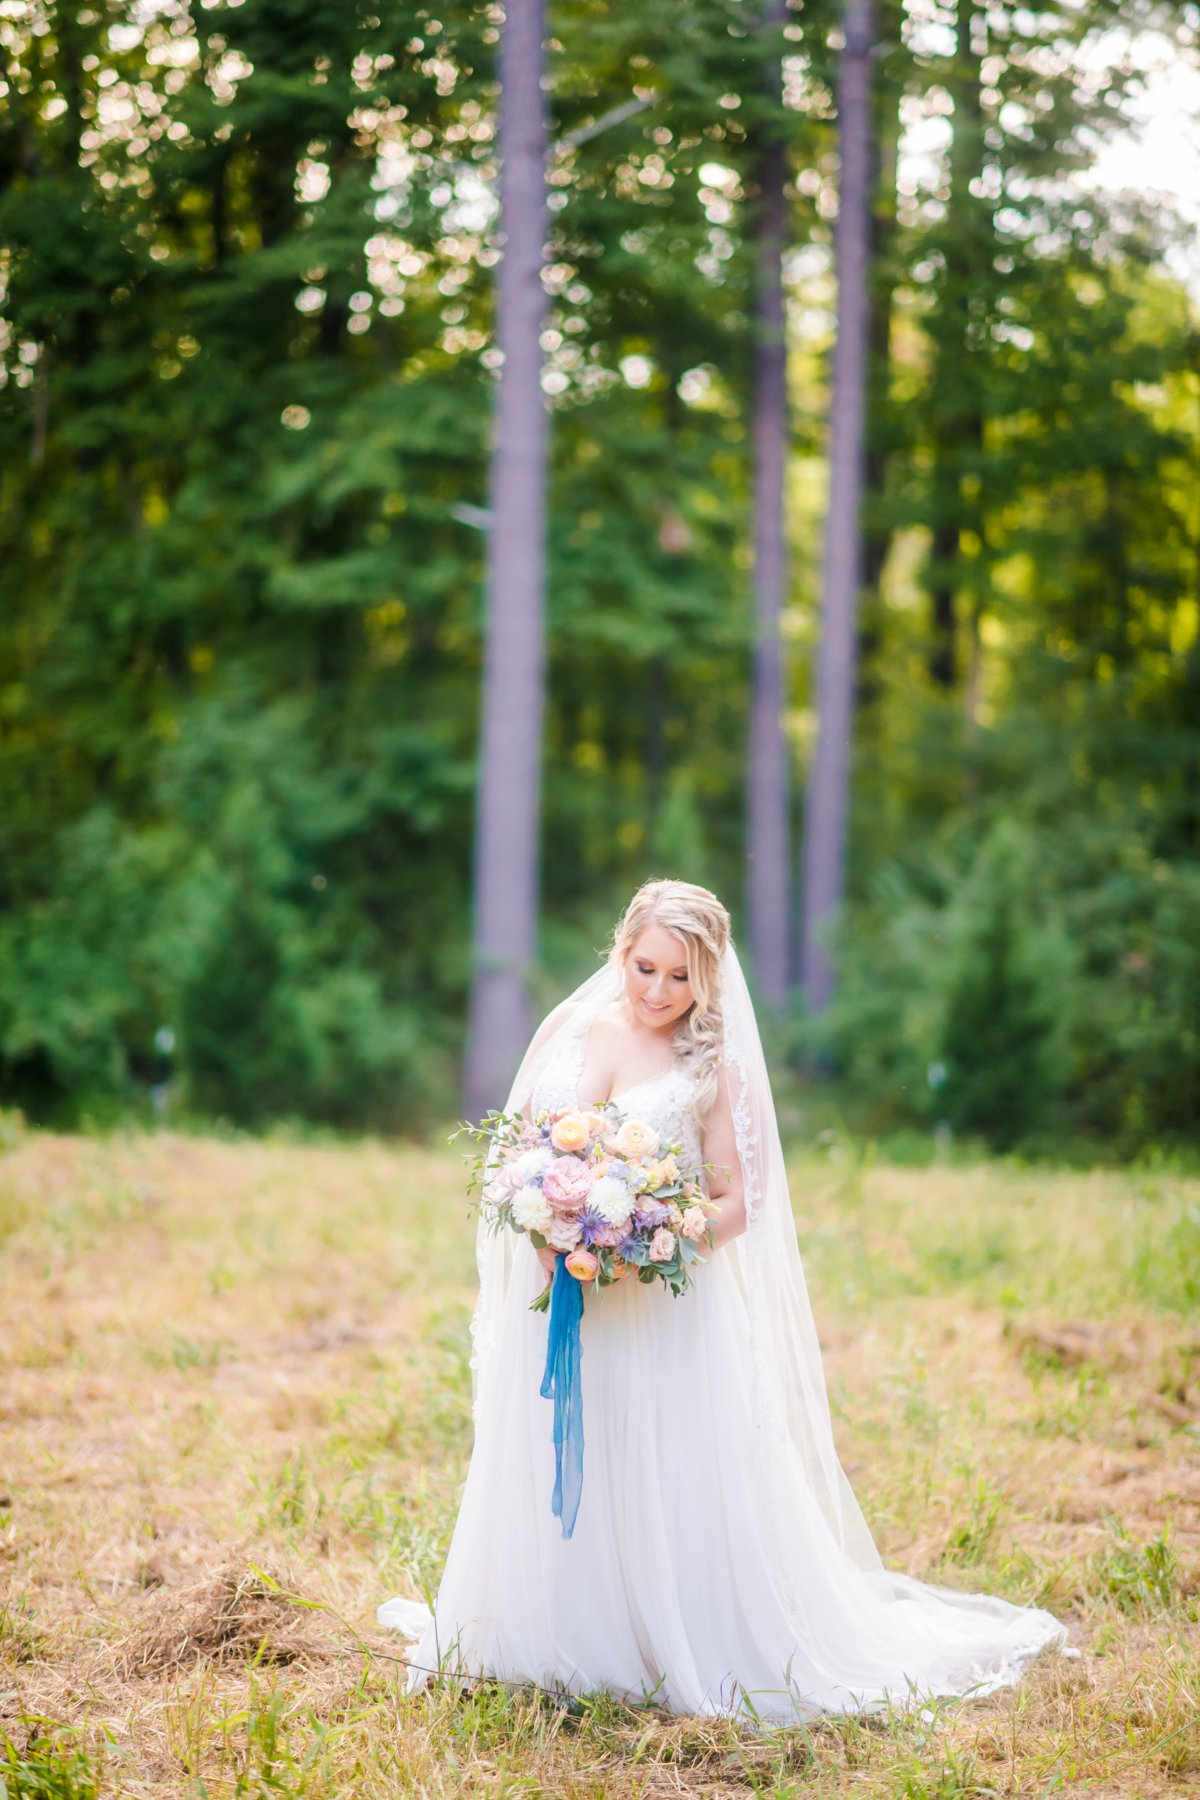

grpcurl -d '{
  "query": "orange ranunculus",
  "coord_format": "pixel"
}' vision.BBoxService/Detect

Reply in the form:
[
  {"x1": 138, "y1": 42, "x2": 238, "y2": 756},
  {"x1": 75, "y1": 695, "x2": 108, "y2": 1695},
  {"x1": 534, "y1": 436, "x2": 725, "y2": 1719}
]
[
  {"x1": 550, "y1": 1111, "x2": 591, "y2": 1153},
  {"x1": 608, "y1": 1256, "x2": 629, "y2": 1280},
  {"x1": 565, "y1": 1247, "x2": 599, "y2": 1282},
  {"x1": 614, "y1": 1118, "x2": 659, "y2": 1159}
]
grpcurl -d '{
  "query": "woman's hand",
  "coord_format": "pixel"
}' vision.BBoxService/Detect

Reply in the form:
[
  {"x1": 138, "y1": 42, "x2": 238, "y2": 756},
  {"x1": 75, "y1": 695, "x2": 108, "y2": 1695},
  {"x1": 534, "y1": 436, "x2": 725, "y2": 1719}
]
[{"x1": 535, "y1": 1243, "x2": 559, "y2": 1285}]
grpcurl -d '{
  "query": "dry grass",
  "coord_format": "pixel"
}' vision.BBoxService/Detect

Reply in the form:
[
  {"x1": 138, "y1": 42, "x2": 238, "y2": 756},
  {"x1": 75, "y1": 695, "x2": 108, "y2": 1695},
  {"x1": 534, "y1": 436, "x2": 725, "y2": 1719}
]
[{"x1": 0, "y1": 1119, "x2": 1197, "y2": 1797}]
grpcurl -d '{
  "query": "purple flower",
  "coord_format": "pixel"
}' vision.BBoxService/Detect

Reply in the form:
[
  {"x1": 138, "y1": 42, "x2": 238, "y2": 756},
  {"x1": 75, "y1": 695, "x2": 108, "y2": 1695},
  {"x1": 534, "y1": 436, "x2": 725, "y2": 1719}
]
[
  {"x1": 634, "y1": 1200, "x2": 672, "y2": 1232},
  {"x1": 577, "y1": 1207, "x2": 608, "y2": 1248}
]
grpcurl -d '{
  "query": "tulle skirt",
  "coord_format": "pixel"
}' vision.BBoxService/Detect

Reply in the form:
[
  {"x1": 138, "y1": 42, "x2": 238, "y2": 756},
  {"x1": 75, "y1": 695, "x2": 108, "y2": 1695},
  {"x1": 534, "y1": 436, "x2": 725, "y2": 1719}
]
[{"x1": 398, "y1": 1238, "x2": 1069, "y2": 1722}]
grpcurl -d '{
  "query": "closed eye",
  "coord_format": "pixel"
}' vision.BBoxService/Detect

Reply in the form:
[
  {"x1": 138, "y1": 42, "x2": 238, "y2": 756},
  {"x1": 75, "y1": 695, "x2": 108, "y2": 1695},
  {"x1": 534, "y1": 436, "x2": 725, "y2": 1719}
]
[{"x1": 637, "y1": 964, "x2": 688, "y2": 980}]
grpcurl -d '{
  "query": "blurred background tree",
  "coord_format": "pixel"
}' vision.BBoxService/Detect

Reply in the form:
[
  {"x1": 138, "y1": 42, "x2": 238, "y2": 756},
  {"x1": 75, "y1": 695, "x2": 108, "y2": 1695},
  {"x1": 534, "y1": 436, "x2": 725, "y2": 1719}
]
[{"x1": 0, "y1": 0, "x2": 1196, "y2": 1152}]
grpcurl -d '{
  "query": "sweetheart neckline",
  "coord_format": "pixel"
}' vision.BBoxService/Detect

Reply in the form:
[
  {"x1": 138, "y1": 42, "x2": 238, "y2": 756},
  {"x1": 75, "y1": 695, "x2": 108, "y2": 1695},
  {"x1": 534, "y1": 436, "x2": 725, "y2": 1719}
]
[{"x1": 569, "y1": 1017, "x2": 691, "y2": 1113}]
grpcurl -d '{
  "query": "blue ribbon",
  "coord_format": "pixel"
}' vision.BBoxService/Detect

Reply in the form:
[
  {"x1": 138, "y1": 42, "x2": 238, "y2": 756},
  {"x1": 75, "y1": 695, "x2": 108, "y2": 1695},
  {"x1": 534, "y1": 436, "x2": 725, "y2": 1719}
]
[{"x1": 539, "y1": 1254, "x2": 584, "y2": 1538}]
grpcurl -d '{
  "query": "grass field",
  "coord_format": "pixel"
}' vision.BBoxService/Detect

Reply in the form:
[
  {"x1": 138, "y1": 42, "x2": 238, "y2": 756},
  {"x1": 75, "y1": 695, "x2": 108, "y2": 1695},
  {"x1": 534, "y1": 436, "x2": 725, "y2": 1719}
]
[{"x1": 1, "y1": 1116, "x2": 1198, "y2": 1797}]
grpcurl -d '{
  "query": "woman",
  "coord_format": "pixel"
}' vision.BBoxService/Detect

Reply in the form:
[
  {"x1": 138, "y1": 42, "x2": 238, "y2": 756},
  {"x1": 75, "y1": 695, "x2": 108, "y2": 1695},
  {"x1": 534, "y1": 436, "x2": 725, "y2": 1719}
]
[{"x1": 380, "y1": 878, "x2": 1069, "y2": 1721}]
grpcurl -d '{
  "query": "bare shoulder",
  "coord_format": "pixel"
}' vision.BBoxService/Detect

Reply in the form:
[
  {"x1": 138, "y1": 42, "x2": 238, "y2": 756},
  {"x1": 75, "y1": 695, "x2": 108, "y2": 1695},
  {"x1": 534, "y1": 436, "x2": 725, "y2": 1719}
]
[
  {"x1": 588, "y1": 1001, "x2": 628, "y2": 1042},
  {"x1": 576, "y1": 1002, "x2": 634, "y2": 1095}
]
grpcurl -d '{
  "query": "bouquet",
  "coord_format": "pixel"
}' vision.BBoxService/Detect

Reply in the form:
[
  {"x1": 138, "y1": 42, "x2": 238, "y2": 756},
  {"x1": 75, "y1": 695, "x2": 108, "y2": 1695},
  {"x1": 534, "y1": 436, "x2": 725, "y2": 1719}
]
[
  {"x1": 458, "y1": 1103, "x2": 718, "y2": 1308},
  {"x1": 455, "y1": 1103, "x2": 718, "y2": 1540}
]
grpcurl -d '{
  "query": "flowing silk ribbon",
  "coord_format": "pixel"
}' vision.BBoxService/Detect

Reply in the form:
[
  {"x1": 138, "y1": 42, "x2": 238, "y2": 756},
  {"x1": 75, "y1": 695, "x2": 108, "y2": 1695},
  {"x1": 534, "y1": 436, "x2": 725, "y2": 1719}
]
[{"x1": 539, "y1": 1254, "x2": 584, "y2": 1538}]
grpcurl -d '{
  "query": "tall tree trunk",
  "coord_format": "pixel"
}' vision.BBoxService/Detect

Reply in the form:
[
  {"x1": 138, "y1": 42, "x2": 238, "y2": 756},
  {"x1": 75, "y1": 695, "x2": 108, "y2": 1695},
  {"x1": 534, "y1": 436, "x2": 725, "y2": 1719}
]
[
  {"x1": 30, "y1": 348, "x2": 49, "y2": 467},
  {"x1": 464, "y1": 0, "x2": 550, "y2": 1119},
  {"x1": 926, "y1": 0, "x2": 986, "y2": 691},
  {"x1": 746, "y1": 0, "x2": 791, "y2": 1009},
  {"x1": 854, "y1": 83, "x2": 899, "y2": 717},
  {"x1": 800, "y1": 0, "x2": 873, "y2": 1016}
]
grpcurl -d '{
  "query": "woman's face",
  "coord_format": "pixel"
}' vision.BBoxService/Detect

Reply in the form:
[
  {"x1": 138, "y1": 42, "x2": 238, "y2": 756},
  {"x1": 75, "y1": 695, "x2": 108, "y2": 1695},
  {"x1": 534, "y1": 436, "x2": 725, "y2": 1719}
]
[{"x1": 624, "y1": 923, "x2": 695, "y2": 1031}]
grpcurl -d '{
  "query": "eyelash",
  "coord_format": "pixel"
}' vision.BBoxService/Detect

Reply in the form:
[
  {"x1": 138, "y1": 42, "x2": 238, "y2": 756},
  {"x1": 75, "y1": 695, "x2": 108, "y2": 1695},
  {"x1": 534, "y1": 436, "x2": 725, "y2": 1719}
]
[{"x1": 637, "y1": 965, "x2": 687, "y2": 981}]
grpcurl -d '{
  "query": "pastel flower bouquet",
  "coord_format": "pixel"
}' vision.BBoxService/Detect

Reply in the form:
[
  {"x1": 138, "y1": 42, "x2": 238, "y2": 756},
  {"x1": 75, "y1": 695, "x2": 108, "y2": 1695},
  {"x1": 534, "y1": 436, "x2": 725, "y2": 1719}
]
[
  {"x1": 455, "y1": 1103, "x2": 719, "y2": 1539},
  {"x1": 459, "y1": 1104, "x2": 718, "y2": 1309}
]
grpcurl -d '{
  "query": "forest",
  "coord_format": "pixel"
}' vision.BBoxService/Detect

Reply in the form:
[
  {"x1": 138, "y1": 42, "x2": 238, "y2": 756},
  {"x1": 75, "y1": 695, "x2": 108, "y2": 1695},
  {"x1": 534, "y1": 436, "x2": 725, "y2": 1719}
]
[{"x1": 1, "y1": 0, "x2": 1198, "y2": 1153}]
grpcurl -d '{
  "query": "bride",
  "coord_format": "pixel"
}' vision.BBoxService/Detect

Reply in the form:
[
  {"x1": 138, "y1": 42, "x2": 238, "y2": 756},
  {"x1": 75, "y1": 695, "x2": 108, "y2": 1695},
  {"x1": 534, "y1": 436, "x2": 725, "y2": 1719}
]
[{"x1": 379, "y1": 878, "x2": 1069, "y2": 1721}]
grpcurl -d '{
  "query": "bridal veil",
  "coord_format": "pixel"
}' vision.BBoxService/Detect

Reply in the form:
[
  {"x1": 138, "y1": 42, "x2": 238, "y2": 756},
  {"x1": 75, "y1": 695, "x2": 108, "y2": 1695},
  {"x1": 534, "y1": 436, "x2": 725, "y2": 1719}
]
[{"x1": 469, "y1": 940, "x2": 885, "y2": 1590}]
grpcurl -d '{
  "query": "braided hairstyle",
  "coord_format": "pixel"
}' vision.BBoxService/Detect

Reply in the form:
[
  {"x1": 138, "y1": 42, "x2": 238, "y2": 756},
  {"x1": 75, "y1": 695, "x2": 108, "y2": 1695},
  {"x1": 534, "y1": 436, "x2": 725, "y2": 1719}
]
[{"x1": 608, "y1": 878, "x2": 731, "y2": 1116}]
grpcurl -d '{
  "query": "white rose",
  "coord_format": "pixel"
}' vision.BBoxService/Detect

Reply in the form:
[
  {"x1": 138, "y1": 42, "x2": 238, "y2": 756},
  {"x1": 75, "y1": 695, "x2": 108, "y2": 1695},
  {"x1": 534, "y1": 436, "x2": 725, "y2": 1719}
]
[
  {"x1": 511, "y1": 1184, "x2": 553, "y2": 1233},
  {"x1": 482, "y1": 1175, "x2": 511, "y2": 1209},
  {"x1": 544, "y1": 1213, "x2": 583, "y2": 1252},
  {"x1": 589, "y1": 1175, "x2": 633, "y2": 1230}
]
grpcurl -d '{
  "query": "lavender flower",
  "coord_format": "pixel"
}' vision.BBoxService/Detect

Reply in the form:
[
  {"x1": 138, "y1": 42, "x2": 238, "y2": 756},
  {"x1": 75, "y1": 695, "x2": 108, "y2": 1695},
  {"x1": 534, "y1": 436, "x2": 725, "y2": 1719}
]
[
  {"x1": 633, "y1": 1199, "x2": 673, "y2": 1232},
  {"x1": 577, "y1": 1207, "x2": 609, "y2": 1248}
]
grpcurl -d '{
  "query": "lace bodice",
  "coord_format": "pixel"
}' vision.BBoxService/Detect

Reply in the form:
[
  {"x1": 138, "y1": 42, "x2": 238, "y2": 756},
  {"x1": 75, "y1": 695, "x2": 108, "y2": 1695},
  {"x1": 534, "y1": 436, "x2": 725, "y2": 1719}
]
[{"x1": 528, "y1": 1016, "x2": 704, "y2": 1171}]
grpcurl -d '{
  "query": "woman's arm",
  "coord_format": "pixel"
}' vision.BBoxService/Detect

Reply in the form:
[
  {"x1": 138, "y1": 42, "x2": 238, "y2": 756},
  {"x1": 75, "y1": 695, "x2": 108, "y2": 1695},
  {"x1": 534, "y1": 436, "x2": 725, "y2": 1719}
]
[{"x1": 699, "y1": 1062, "x2": 746, "y2": 1250}]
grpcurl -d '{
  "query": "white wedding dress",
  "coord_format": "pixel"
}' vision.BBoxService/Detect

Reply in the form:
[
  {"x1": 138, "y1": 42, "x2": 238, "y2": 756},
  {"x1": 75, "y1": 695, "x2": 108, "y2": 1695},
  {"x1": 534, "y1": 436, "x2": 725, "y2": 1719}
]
[{"x1": 383, "y1": 982, "x2": 1070, "y2": 1723}]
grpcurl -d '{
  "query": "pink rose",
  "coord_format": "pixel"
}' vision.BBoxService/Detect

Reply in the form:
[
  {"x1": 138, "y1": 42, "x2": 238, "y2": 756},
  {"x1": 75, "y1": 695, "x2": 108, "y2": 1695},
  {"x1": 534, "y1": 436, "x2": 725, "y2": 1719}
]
[
  {"x1": 542, "y1": 1156, "x2": 594, "y2": 1215},
  {"x1": 648, "y1": 1227, "x2": 676, "y2": 1263},
  {"x1": 680, "y1": 1205, "x2": 708, "y2": 1242},
  {"x1": 591, "y1": 1222, "x2": 624, "y2": 1248},
  {"x1": 544, "y1": 1213, "x2": 583, "y2": 1252}
]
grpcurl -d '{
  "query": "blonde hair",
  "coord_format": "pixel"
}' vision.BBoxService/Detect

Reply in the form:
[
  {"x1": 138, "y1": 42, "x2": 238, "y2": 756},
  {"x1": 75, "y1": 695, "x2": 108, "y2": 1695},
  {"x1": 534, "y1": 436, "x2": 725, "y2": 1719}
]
[{"x1": 608, "y1": 878, "x2": 730, "y2": 1116}]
